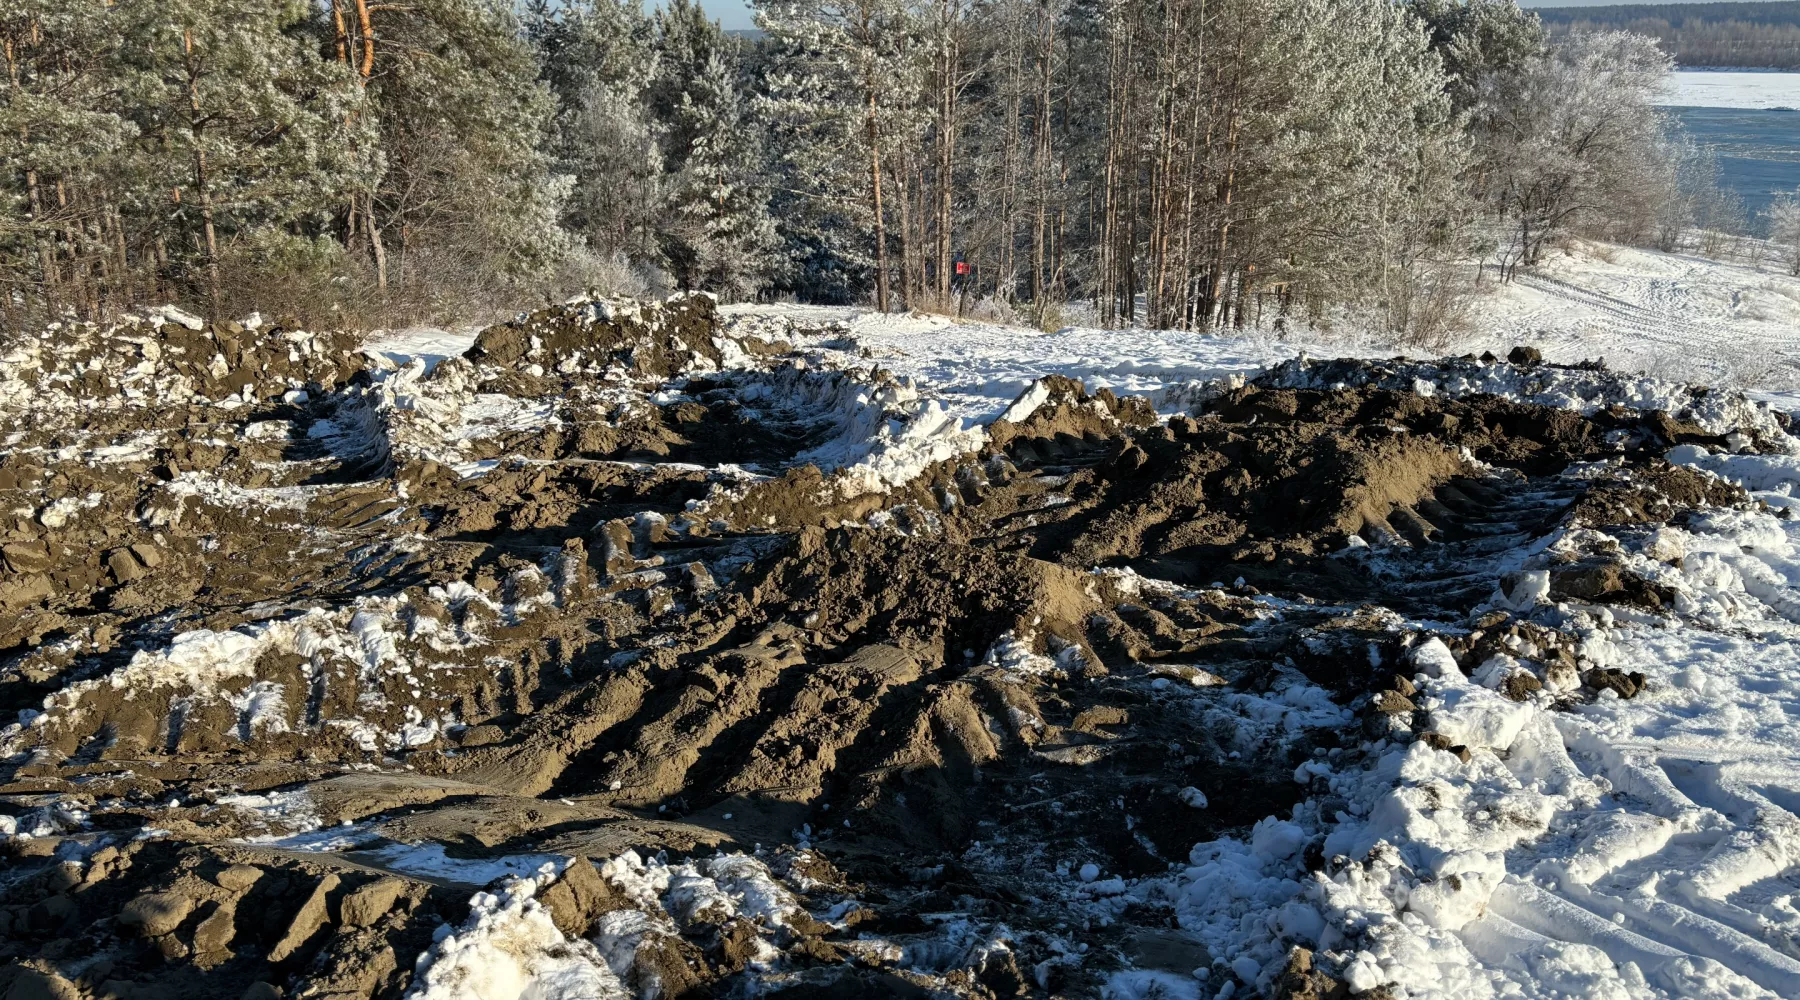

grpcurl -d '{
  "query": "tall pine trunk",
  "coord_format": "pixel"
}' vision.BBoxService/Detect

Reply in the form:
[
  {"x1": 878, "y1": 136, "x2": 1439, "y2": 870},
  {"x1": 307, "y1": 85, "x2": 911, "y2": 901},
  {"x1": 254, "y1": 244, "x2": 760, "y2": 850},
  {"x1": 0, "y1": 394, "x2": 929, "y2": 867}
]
[
  {"x1": 364, "y1": 195, "x2": 388, "y2": 289},
  {"x1": 194, "y1": 150, "x2": 221, "y2": 318},
  {"x1": 866, "y1": 82, "x2": 890, "y2": 313},
  {"x1": 185, "y1": 30, "x2": 221, "y2": 318},
  {"x1": 934, "y1": 6, "x2": 957, "y2": 305},
  {"x1": 25, "y1": 170, "x2": 56, "y2": 302}
]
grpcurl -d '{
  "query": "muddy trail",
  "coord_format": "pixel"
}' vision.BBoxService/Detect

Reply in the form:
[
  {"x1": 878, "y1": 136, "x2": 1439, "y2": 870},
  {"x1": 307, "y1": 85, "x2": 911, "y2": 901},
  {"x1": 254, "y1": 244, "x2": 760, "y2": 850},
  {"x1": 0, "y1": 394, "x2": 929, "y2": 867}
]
[{"x1": 0, "y1": 302, "x2": 1788, "y2": 1000}]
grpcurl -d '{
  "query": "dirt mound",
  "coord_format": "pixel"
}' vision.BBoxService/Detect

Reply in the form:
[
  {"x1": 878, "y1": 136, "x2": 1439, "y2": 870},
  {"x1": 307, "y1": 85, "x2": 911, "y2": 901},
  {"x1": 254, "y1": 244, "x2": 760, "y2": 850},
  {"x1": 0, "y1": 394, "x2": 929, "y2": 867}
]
[
  {"x1": 703, "y1": 377, "x2": 1768, "y2": 612},
  {"x1": 1, "y1": 836, "x2": 463, "y2": 1000},
  {"x1": 0, "y1": 310, "x2": 387, "y2": 645},
  {"x1": 466, "y1": 294, "x2": 725, "y2": 378},
  {"x1": 346, "y1": 297, "x2": 965, "y2": 489},
  {"x1": 1563, "y1": 460, "x2": 1753, "y2": 527},
  {"x1": 0, "y1": 307, "x2": 364, "y2": 432},
  {"x1": 1258, "y1": 353, "x2": 1796, "y2": 447},
  {"x1": 4, "y1": 301, "x2": 1792, "y2": 999}
]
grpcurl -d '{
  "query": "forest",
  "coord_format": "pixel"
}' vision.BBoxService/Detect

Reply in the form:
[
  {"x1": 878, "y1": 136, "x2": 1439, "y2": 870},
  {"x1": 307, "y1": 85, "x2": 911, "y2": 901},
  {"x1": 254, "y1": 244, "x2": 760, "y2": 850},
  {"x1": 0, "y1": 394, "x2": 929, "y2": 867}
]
[
  {"x1": 1537, "y1": 1, "x2": 1800, "y2": 68},
  {"x1": 0, "y1": 0, "x2": 1747, "y2": 340}
]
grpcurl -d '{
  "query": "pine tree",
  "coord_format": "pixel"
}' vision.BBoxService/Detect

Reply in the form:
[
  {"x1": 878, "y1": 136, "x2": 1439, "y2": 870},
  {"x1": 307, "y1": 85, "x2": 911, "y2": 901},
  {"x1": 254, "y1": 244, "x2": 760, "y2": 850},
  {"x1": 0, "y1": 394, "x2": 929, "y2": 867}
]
[
  {"x1": 0, "y1": 0, "x2": 136, "y2": 315},
  {"x1": 345, "y1": 0, "x2": 568, "y2": 293},
  {"x1": 529, "y1": 0, "x2": 666, "y2": 264},
  {"x1": 117, "y1": 0, "x2": 369, "y2": 316},
  {"x1": 652, "y1": 0, "x2": 778, "y2": 296},
  {"x1": 756, "y1": 0, "x2": 924, "y2": 309},
  {"x1": 1406, "y1": 0, "x2": 1548, "y2": 111}
]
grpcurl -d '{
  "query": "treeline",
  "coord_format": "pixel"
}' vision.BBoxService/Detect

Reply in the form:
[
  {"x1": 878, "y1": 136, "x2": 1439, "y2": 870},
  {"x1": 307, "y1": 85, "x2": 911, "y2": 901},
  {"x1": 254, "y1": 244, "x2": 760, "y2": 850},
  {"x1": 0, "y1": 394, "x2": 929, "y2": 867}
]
[
  {"x1": 0, "y1": 0, "x2": 1730, "y2": 338},
  {"x1": 1536, "y1": 2, "x2": 1800, "y2": 68},
  {"x1": 2, "y1": 0, "x2": 560, "y2": 325}
]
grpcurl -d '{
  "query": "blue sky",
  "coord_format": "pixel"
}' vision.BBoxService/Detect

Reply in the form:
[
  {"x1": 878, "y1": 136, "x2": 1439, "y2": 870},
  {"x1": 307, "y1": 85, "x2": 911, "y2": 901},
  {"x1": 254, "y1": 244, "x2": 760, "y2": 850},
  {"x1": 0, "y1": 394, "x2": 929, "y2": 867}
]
[{"x1": 686, "y1": 0, "x2": 756, "y2": 30}]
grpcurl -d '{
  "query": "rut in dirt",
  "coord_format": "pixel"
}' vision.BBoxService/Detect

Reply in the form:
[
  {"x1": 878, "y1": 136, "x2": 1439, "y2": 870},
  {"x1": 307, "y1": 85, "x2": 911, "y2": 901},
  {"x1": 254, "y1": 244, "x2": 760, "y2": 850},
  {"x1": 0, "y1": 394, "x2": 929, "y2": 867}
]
[{"x1": 0, "y1": 297, "x2": 1781, "y2": 1000}]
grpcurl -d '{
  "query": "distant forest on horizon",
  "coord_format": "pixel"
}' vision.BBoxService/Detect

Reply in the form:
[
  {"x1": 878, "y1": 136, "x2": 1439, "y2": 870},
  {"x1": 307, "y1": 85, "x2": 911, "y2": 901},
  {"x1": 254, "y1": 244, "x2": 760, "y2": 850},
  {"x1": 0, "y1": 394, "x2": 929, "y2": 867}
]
[{"x1": 1534, "y1": 0, "x2": 1800, "y2": 67}]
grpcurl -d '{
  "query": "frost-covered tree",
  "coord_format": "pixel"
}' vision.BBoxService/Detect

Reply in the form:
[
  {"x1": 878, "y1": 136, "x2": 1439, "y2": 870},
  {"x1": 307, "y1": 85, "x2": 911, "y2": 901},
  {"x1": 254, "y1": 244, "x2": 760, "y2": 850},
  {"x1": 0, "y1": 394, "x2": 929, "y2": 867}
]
[
  {"x1": 756, "y1": 0, "x2": 923, "y2": 309},
  {"x1": 346, "y1": 0, "x2": 568, "y2": 291},
  {"x1": 1265, "y1": 0, "x2": 1474, "y2": 338},
  {"x1": 0, "y1": 0, "x2": 135, "y2": 314},
  {"x1": 652, "y1": 0, "x2": 779, "y2": 296},
  {"x1": 1069, "y1": 0, "x2": 1469, "y2": 330},
  {"x1": 529, "y1": 0, "x2": 665, "y2": 263},
  {"x1": 1768, "y1": 190, "x2": 1800, "y2": 276},
  {"x1": 0, "y1": 0, "x2": 366, "y2": 317},
  {"x1": 1471, "y1": 31, "x2": 1673, "y2": 267},
  {"x1": 1406, "y1": 0, "x2": 1548, "y2": 111},
  {"x1": 118, "y1": 0, "x2": 370, "y2": 314},
  {"x1": 3, "y1": 0, "x2": 588, "y2": 321}
]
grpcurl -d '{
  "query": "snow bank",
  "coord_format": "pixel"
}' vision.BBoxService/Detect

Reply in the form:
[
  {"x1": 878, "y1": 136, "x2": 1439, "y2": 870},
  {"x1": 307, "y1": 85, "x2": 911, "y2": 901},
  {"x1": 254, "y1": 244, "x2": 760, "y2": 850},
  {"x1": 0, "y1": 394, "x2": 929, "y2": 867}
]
[
  {"x1": 1667, "y1": 444, "x2": 1800, "y2": 508},
  {"x1": 724, "y1": 364, "x2": 986, "y2": 494},
  {"x1": 1298, "y1": 510, "x2": 1800, "y2": 999},
  {"x1": 408, "y1": 849, "x2": 814, "y2": 999},
  {"x1": 1101, "y1": 497, "x2": 1800, "y2": 999},
  {"x1": 408, "y1": 866, "x2": 627, "y2": 1000}
]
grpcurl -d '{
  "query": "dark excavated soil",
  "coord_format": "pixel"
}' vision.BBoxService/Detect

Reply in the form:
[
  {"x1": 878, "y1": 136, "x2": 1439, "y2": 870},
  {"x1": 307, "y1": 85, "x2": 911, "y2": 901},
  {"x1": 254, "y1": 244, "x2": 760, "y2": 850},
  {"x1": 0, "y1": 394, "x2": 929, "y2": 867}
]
[{"x1": 0, "y1": 302, "x2": 1773, "y2": 1000}]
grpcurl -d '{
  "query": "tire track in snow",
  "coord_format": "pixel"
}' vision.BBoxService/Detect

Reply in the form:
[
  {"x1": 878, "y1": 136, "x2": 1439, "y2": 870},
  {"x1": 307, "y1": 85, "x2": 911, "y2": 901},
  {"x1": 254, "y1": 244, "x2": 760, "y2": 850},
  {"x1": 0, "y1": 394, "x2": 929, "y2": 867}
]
[{"x1": 1511, "y1": 271, "x2": 1731, "y2": 367}]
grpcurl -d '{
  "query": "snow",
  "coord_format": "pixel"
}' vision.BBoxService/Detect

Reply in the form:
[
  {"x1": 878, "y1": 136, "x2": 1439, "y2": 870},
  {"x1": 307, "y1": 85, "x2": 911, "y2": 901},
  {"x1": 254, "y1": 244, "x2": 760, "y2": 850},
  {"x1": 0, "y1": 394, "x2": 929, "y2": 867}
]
[
  {"x1": 728, "y1": 303, "x2": 1377, "y2": 426},
  {"x1": 407, "y1": 850, "x2": 809, "y2": 999},
  {"x1": 723, "y1": 241, "x2": 1800, "y2": 443},
  {"x1": 407, "y1": 866, "x2": 628, "y2": 1000},
  {"x1": 361, "y1": 326, "x2": 479, "y2": 373},
  {"x1": 1668, "y1": 444, "x2": 1800, "y2": 501},
  {"x1": 357, "y1": 843, "x2": 568, "y2": 886},
  {"x1": 1658, "y1": 71, "x2": 1800, "y2": 110},
  {"x1": 726, "y1": 364, "x2": 988, "y2": 494},
  {"x1": 1459, "y1": 242, "x2": 1800, "y2": 390},
  {"x1": 1243, "y1": 507, "x2": 1800, "y2": 1000}
]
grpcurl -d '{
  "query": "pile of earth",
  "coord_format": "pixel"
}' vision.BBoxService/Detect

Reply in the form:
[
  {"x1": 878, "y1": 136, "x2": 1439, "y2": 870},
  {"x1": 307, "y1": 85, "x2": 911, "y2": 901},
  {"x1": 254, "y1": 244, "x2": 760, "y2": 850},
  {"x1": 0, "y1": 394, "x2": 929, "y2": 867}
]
[{"x1": 1, "y1": 298, "x2": 1794, "y2": 1000}]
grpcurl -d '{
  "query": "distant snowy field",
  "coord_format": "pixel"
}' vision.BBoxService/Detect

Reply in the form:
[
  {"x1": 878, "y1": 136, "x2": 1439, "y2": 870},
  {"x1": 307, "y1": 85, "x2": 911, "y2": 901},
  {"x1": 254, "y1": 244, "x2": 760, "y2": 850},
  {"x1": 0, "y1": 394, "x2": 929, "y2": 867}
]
[
  {"x1": 721, "y1": 302, "x2": 1391, "y2": 426},
  {"x1": 722, "y1": 239, "x2": 1800, "y2": 416},
  {"x1": 1659, "y1": 70, "x2": 1800, "y2": 110},
  {"x1": 1461, "y1": 241, "x2": 1800, "y2": 391}
]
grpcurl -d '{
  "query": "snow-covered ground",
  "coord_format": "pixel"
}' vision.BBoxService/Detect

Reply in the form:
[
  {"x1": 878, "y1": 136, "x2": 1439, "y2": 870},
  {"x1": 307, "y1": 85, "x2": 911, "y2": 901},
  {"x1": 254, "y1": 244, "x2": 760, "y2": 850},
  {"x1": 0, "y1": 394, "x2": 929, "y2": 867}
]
[
  {"x1": 1290, "y1": 498, "x2": 1800, "y2": 1000},
  {"x1": 722, "y1": 302, "x2": 1393, "y2": 427},
  {"x1": 724, "y1": 240, "x2": 1800, "y2": 415},
  {"x1": 374, "y1": 237, "x2": 1800, "y2": 427},
  {"x1": 1460, "y1": 241, "x2": 1800, "y2": 390},
  {"x1": 1659, "y1": 70, "x2": 1800, "y2": 110}
]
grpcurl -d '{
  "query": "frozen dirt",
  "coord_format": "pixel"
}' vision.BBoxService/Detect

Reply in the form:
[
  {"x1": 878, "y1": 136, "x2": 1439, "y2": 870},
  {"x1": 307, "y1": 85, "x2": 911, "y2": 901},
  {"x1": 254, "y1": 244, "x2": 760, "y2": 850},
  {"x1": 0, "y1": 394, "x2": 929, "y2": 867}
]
[{"x1": 3, "y1": 297, "x2": 1800, "y2": 1000}]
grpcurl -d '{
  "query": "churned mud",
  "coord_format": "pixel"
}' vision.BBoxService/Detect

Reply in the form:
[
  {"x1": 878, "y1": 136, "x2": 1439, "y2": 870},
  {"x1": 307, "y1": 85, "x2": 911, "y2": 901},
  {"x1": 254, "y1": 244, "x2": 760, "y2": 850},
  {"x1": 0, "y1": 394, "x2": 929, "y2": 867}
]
[{"x1": 0, "y1": 300, "x2": 1787, "y2": 999}]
